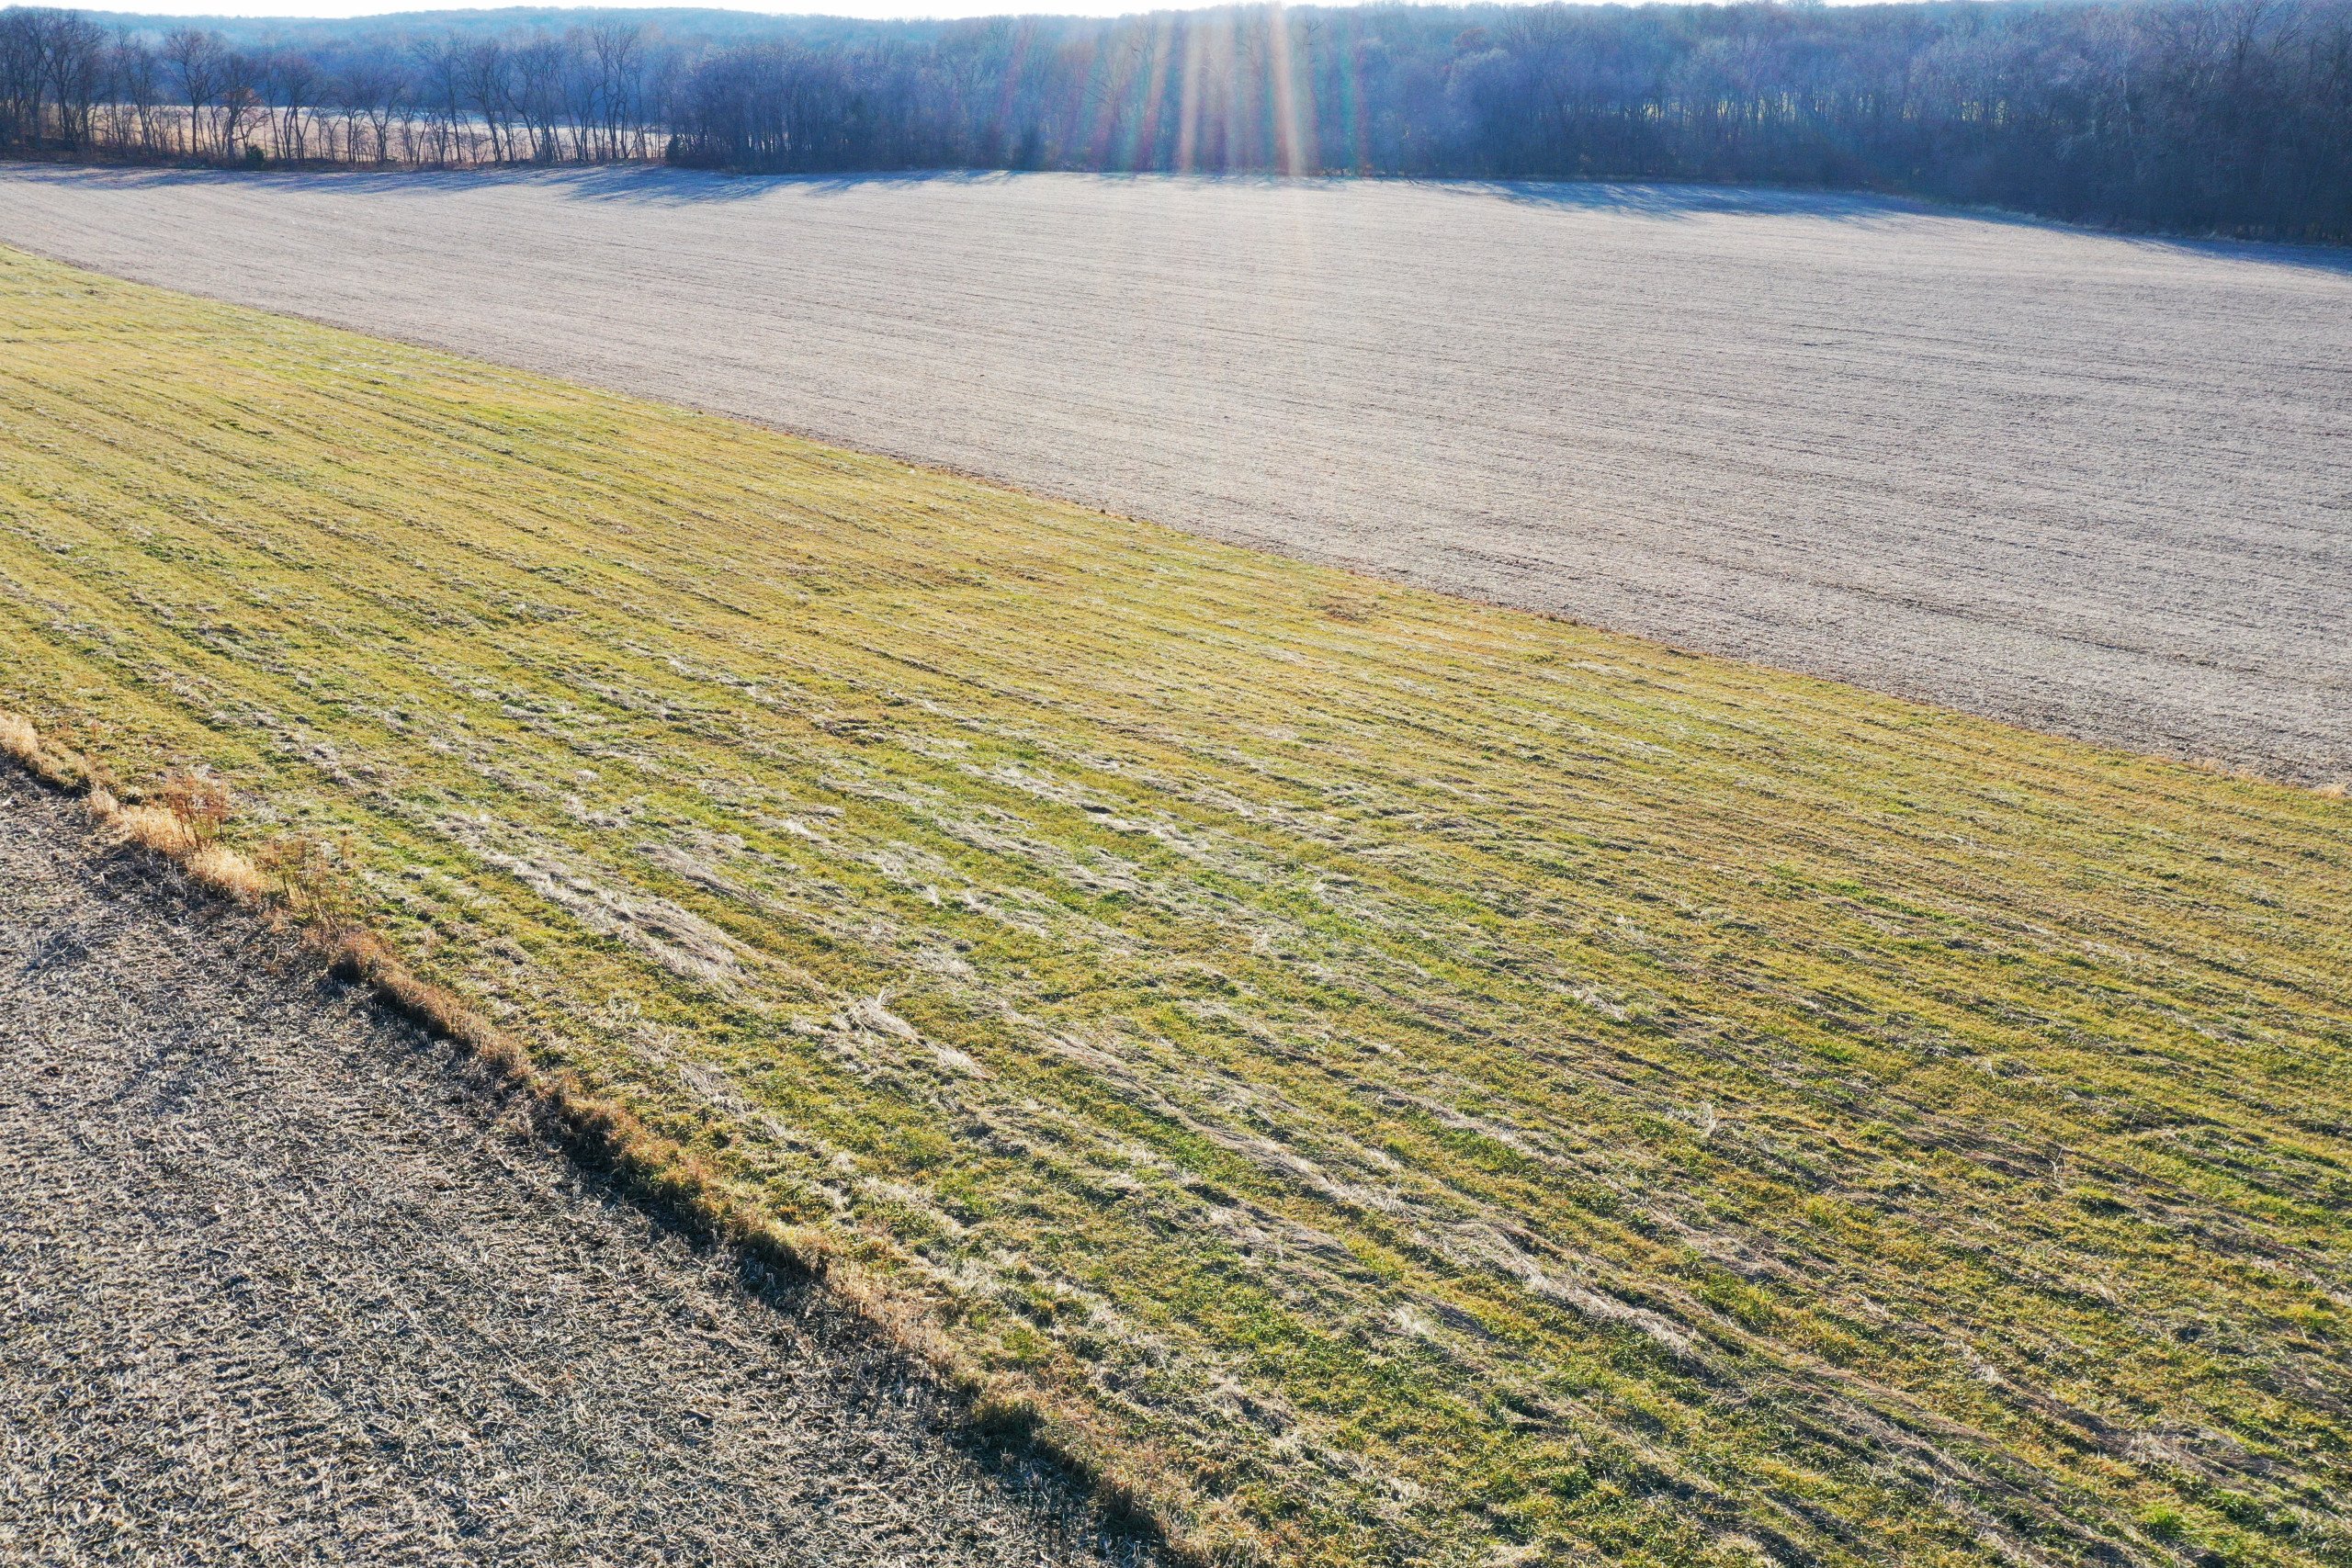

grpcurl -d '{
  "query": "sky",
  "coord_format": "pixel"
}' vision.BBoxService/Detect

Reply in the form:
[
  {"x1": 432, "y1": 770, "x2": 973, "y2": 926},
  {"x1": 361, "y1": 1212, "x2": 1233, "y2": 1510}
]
[
  {"x1": 96, "y1": 0, "x2": 1309, "y2": 18},
  {"x1": 91, "y1": 0, "x2": 1834, "y2": 23},
  {"x1": 88, "y1": 0, "x2": 1864, "y2": 30}
]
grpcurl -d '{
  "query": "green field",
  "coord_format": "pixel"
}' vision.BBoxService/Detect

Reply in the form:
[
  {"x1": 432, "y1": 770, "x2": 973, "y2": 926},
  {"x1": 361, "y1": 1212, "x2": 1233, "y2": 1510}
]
[{"x1": 3, "y1": 246, "x2": 2347, "y2": 1566}]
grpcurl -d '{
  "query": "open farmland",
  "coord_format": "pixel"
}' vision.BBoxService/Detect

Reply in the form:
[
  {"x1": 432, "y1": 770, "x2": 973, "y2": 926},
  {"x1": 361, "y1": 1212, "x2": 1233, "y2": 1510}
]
[
  {"x1": 0, "y1": 167, "x2": 2346, "y2": 784},
  {"x1": 3, "y1": 249, "x2": 2350, "y2": 1565}
]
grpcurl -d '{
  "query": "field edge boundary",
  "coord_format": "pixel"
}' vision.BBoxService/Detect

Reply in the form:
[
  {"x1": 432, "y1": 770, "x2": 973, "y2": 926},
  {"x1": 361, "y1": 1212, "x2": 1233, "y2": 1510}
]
[
  {"x1": 0, "y1": 709, "x2": 1204, "y2": 1567},
  {"x1": 8, "y1": 238, "x2": 2348, "y2": 794}
]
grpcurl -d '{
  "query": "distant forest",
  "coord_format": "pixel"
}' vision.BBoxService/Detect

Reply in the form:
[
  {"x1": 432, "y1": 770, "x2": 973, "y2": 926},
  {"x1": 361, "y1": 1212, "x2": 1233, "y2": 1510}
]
[{"x1": 2, "y1": 1, "x2": 2347, "y2": 239}]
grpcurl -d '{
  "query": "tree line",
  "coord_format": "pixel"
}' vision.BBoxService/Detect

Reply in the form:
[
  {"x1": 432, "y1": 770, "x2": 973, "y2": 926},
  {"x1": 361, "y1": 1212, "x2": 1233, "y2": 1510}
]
[
  {"x1": 0, "y1": 8, "x2": 673, "y2": 164},
  {"x1": 1, "y1": 1, "x2": 2346, "y2": 240}
]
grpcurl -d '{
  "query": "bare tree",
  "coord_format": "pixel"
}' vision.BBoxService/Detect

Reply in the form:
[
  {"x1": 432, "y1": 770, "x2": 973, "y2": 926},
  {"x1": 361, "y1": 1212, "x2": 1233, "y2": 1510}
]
[
  {"x1": 458, "y1": 39, "x2": 512, "y2": 162},
  {"x1": 265, "y1": 49, "x2": 319, "y2": 162},
  {"x1": 413, "y1": 34, "x2": 466, "y2": 164},
  {"x1": 216, "y1": 48, "x2": 261, "y2": 158},
  {"x1": 336, "y1": 57, "x2": 403, "y2": 164},
  {"x1": 0, "y1": 10, "x2": 49, "y2": 149},
  {"x1": 512, "y1": 34, "x2": 568, "y2": 162},
  {"x1": 36, "y1": 10, "x2": 102, "y2": 149},
  {"x1": 589, "y1": 22, "x2": 641, "y2": 160},
  {"x1": 558, "y1": 28, "x2": 600, "y2": 160},
  {"x1": 119, "y1": 31, "x2": 162, "y2": 151},
  {"x1": 160, "y1": 25, "x2": 221, "y2": 156}
]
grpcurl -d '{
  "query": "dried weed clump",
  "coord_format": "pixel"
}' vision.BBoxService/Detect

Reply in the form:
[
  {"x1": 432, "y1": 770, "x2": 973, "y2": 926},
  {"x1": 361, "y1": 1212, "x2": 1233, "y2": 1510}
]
[
  {"x1": 4, "y1": 716, "x2": 258, "y2": 907},
  {"x1": 0, "y1": 709, "x2": 92, "y2": 792},
  {"x1": 110, "y1": 801, "x2": 198, "y2": 856},
  {"x1": 184, "y1": 841, "x2": 266, "y2": 902},
  {"x1": 159, "y1": 769, "x2": 232, "y2": 838},
  {"x1": 0, "y1": 711, "x2": 38, "y2": 768}
]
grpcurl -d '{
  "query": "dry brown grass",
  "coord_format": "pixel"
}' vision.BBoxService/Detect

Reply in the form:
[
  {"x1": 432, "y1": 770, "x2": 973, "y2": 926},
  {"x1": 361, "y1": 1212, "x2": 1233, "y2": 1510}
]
[
  {"x1": 109, "y1": 802, "x2": 198, "y2": 857},
  {"x1": 14, "y1": 737, "x2": 261, "y2": 905},
  {"x1": 0, "y1": 710, "x2": 90, "y2": 792},
  {"x1": 6, "y1": 713, "x2": 332, "y2": 964},
  {"x1": 185, "y1": 841, "x2": 266, "y2": 902},
  {"x1": 0, "y1": 712, "x2": 38, "y2": 769}
]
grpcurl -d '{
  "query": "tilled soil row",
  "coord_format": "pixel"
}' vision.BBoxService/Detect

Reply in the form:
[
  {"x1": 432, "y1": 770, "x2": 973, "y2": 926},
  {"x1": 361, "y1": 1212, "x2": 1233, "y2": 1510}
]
[{"x1": 0, "y1": 772, "x2": 1148, "y2": 1567}]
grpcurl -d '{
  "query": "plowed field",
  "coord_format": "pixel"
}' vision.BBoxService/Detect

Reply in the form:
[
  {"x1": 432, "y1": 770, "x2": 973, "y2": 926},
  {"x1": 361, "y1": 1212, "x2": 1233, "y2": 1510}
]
[{"x1": 2, "y1": 165, "x2": 2344, "y2": 781}]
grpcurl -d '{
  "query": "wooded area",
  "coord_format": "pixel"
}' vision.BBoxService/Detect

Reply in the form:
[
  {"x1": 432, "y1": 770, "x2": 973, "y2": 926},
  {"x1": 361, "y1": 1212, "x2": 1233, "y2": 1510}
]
[{"x1": 2, "y1": 1, "x2": 2346, "y2": 238}]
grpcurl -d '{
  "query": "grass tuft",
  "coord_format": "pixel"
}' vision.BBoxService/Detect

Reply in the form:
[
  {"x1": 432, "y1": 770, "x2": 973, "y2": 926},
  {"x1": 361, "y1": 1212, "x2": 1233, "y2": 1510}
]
[
  {"x1": 0, "y1": 711, "x2": 38, "y2": 768},
  {"x1": 184, "y1": 841, "x2": 266, "y2": 902},
  {"x1": 110, "y1": 801, "x2": 198, "y2": 857},
  {"x1": 0, "y1": 708, "x2": 89, "y2": 790}
]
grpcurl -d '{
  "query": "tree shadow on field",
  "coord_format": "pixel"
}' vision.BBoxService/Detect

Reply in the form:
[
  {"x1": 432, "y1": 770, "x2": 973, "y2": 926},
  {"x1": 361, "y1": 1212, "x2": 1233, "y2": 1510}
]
[
  {"x1": 2119, "y1": 230, "x2": 2352, "y2": 276},
  {"x1": 543, "y1": 165, "x2": 1027, "y2": 204},
  {"x1": 0, "y1": 162, "x2": 546, "y2": 202},
  {"x1": 1461, "y1": 177, "x2": 1917, "y2": 224},
  {"x1": 6, "y1": 158, "x2": 2346, "y2": 276},
  {"x1": 1453, "y1": 175, "x2": 2352, "y2": 274},
  {"x1": 547, "y1": 166, "x2": 1346, "y2": 203},
  {"x1": 0, "y1": 160, "x2": 764, "y2": 207},
  {"x1": 544, "y1": 165, "x2": 800, "y2": 203},
  {"x1": 535, "y1": 164, "x2": 2352, "y2": 276}
]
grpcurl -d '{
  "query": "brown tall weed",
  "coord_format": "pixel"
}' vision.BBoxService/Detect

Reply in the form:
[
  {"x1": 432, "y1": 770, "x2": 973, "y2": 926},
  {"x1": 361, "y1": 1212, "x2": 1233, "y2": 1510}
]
[
  {"x1": 254, "y1": 834, "x2": 362, "y2": 931},
  {"x1": 158, "y1": 771, "x2": 232, "y2": 840}
]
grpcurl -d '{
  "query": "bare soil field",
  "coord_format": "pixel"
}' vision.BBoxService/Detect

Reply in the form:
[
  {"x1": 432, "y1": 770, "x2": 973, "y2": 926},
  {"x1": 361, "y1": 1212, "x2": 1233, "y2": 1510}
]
[
  {"x1": 0, "y1": 770, "x2": 1145, "y2": 1567},
  {"x1": 0, "y1": 166, "x2": 2344, "y2": 783}
]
